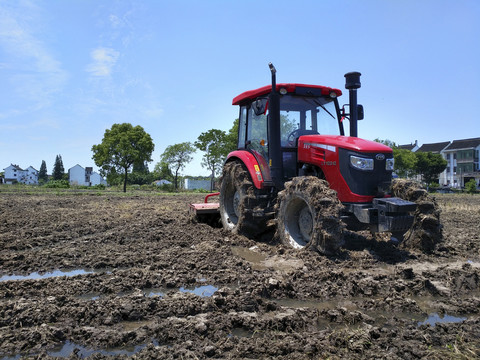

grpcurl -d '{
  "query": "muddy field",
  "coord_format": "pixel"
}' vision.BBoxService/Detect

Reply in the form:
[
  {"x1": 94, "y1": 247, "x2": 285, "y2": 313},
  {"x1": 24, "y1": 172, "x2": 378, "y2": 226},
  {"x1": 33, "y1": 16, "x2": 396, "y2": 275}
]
[{"x1": 1, "y1": 188, "x2": 479, "y2": 359}]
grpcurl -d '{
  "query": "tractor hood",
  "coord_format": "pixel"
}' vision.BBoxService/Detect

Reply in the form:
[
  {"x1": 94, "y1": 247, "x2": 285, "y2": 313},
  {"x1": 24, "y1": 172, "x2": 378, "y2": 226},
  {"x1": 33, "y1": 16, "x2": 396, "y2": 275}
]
[{"x1": 299, "y1": 135, "x2": 393, "y2": 153}]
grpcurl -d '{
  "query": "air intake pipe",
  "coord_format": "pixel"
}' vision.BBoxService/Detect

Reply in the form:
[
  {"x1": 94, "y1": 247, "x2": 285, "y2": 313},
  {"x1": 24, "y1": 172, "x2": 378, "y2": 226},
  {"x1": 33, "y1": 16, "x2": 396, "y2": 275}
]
[
  {"x1": 344, "y1": 71, "x2": 361, "y2": 138},
  {"x1": 267, "y1": 63, "x2": 283, "y2": 189}
]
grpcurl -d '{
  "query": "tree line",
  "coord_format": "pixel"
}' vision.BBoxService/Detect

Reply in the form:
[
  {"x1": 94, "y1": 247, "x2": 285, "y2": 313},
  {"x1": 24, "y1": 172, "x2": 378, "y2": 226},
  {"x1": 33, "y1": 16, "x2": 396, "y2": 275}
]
[
  {"x1": 35, "y1": 155, "x2": 67, "y2": 184},
  {"x1": 374, "y1": 139, "x2": 447, "y2": 185},
  {"x1": 91, "y1": 121, "x2": 238, "y2": 192}
]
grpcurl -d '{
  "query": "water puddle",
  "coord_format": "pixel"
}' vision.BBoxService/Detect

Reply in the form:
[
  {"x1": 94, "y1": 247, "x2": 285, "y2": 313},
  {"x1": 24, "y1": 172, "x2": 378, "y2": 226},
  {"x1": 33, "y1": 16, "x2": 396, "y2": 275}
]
[
  {"x1": 232, "y1": 246, "x2": 267, "y2": 270},
  {"x1": 274, "y1": 298, "x2": 358, "y2": 312},
  {"x1": 179, "y1": 284, "x2": 218, "y2": 297},
  {"x1": 417, "y1": 313, "x2": 467, "y2": 327},
  {"x1": 76, "y1": 293, "x2": 101, "y2": 301},
  {"x1": 0, "y1": 269, "x2": 96, "y2": 282},
  {"x1": 0, "y1": 340, "x2": 160, "y2": 360},
  {"x1": 143, "y1": 288, "x2": 165, "y2": 297},
  {"x1": 273, "y1": 297, "x2": 471, "y2": 328},
  {"x1": 52, "y1": 339, "x2": 160, "y2": 357},
  {"x1": 80, "y1": 285, "x2": 217, "y2": 301}
]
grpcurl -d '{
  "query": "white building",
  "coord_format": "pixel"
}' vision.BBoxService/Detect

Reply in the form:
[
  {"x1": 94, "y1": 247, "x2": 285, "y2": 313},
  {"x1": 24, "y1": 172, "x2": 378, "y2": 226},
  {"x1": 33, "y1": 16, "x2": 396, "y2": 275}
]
[
  {"x1": 184, "y1": 178, "x2": 213, "y2": 191},
  {"x1": 440, "y1": 138, "x2": 480, "y2": 188},
  {"x1": 68, "y1": 165, "x2": 106, "y2": 186},
  {"x1": 3, "y1": 164, "x2": 39, "y2": 185}
]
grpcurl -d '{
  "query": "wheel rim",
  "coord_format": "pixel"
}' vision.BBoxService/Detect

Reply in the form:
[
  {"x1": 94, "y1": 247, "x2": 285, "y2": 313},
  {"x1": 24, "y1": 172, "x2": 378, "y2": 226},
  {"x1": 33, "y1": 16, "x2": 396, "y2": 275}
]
[
  {"x1": 283, "y1": 197, "x2": 312, "y2": 248},
  {"x1": 222, "y1": 181, "x2": 239, "y2": 229}
]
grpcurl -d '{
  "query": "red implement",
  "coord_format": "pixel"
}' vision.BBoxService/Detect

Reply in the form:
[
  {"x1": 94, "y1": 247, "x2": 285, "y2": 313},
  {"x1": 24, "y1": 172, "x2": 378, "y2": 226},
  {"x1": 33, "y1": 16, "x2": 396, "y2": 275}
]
[{"x1": 188, "y1": 192, "x2": 220, "y2": 217}]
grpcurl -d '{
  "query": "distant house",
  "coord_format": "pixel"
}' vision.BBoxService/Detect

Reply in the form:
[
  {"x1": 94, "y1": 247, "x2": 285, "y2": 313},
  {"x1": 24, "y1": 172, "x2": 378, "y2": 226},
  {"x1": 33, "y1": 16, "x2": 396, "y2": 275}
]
[
  {"x1": 3, "y1": 164, "x2": 39, "y2": 185},
  {"x1": 440, "y1": 138, "x2": 480, "y2": 188},
  {"x1": 416, "y1": 141, "x2": 451, "y2": 154},
  {"x1": 68, "y1": 165, "x2": 106, "y2": 186},
  {"x1": 184, "y1": 178, "x2": 212, "y2": 191},
  {"x1": 154, "y1": 179, "x2": 172, "y2": 186},
  {"x1": 398, "y1": 140, "x2": 419, "y2": 152}
]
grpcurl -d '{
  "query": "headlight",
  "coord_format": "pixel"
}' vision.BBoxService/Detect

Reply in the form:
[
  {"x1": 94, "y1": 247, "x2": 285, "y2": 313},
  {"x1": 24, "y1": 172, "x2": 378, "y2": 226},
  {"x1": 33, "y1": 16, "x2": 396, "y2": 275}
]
[
  {"x1": 386, "y1": 158, "x2": 394, "y2": 171},
  {"x1": 350, "y1": 155, "x2": 374, "y2": 170}
]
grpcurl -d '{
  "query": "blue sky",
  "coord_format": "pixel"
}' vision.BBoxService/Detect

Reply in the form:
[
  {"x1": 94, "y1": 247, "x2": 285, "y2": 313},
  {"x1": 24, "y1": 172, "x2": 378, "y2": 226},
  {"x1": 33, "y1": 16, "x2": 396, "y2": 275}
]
[{"x1": 1, "y1": 0, "x2": 479, "y2": 176}]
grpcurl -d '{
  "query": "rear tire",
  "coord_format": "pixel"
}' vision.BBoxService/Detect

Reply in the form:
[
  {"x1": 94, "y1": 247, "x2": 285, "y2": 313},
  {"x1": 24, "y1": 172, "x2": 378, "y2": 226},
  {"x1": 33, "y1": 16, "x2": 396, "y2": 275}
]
[
  {"x1": 219, "y1": 161, "x2": 268, "y2": 237},
  {"x1": 276, "y1": 177, "x2": 344, "y2": 255},
  {"x1": 391, "y1": 179, "x2": 443, "y2": 253}
]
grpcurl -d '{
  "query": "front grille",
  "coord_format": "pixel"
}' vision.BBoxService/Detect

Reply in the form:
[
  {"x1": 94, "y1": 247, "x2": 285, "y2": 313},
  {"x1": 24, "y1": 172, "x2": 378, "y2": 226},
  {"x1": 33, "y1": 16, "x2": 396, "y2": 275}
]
[{"x1": 339, "y1": 148, "x2": 393, "y2": 196}]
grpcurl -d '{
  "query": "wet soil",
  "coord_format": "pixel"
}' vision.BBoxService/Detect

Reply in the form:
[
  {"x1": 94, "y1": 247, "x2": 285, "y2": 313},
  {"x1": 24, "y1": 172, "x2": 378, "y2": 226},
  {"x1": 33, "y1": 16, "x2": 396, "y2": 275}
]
[{"x1": 1, "y1": 189, "x2": 480, "y2": 359}]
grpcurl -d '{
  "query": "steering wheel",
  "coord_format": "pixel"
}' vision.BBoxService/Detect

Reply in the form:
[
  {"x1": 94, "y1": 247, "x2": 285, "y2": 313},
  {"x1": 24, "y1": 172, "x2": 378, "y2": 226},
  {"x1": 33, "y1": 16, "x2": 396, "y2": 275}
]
[{"x1": 287, "y1": 129, "x2": 302, "y2": 145}]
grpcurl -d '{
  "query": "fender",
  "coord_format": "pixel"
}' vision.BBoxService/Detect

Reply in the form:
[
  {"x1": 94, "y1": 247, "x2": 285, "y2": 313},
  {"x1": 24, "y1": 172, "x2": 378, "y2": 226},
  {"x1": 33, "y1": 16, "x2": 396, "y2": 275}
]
[{"x1": 226, "y1": 150, "x2": 272, "y2": 189}]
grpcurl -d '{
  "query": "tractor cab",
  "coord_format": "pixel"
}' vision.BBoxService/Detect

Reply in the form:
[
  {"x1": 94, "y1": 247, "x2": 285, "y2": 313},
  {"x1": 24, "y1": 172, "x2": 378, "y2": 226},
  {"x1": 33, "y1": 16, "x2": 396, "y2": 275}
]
[{"x1": 233, "y1": 83, "x2": 344, "y2": 182}]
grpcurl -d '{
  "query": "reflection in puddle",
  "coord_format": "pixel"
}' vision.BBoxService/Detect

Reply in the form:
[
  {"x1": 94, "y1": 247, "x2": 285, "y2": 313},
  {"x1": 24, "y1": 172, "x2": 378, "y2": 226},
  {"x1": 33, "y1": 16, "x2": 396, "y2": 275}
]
[
  {"x1": 274, "y1": 298, "x2": 471, "y2": 328},
  {"x1": 274, "y1": 298, "x2": 358, "y2": 312},
  {"x1": 143, "y1": 288, "x2": 165, "y2": 297},
  {"x1": 180, "y1": 285, "x2": 218, "y2": 297},
  {"x1": 418, "y1": 313, "x2": 467, "y2": 327},
  {"x1": 232, "y1": 246, "x2": 267, "y2": 267},
  {"x1": 1, "y1": 340, "x2": 160, "y2": 359},
  {"x1": 0, "y1": 269, "x2": 95, "y2": 282},
  {"x1": 49, "y1": 340, "x2": 159, "y2": 357},
  {"x1": 76, "y1": 293, "x2": 101, "y2": 301}
]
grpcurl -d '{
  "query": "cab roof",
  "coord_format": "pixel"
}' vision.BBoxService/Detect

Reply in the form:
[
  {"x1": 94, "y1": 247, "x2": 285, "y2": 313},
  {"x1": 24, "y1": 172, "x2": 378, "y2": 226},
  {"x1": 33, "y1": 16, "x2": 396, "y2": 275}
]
[{"x1": 232, "y1": 83, "x2": 342, "y2": 105}]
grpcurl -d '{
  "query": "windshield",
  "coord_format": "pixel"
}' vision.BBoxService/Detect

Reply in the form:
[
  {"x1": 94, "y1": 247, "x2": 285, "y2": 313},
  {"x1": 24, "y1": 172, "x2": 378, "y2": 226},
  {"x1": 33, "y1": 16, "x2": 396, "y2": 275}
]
[{"x1": 279, "y1": 95, "x2": 340, "y2": 146}]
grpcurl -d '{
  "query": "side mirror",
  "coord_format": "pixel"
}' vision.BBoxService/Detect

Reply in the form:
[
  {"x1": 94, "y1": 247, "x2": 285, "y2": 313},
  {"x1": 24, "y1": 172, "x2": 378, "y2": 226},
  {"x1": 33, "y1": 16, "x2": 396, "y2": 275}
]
[
  {"x1": 341, "y1": 104, "x2": 364, "y2": 120},
  {"x1": 252, "y1": 98, "x2": 268, "y2": 116},
  {"x1": 357, "y1": 104, "x2": 364, "y2": 120}
]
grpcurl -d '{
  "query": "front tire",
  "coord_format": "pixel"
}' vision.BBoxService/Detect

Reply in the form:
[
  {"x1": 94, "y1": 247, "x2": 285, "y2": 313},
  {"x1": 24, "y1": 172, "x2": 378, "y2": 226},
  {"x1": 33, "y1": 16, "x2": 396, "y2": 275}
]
[
  {"x1": 276, "y1": 177, "x2": 344, "y2": 255},
  {"x1": 391, "y1": 179, "x2": 443, "y2": 253}
]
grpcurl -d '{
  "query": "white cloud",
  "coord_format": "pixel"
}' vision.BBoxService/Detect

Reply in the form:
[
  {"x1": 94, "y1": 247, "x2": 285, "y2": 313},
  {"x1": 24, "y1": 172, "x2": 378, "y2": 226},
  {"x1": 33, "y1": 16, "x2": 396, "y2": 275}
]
[
  {"x1": 0, "y1": 2, "x2": 68, "y2": 108},
  {"x1": 86, "y1": 47, "x2": 119, "y2": 77}
]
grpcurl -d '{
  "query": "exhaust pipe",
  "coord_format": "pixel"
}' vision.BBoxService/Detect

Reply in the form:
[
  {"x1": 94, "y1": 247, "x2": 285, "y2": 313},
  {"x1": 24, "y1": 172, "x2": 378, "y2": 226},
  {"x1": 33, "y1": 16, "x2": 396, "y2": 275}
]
[{"x1": 344, "y1": 71, "x2": 361, "y2": 138}]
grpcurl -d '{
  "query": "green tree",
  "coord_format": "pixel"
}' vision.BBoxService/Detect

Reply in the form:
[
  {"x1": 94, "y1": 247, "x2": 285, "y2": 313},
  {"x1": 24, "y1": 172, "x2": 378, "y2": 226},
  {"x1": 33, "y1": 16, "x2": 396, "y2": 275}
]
[
  {"x1": 414, "y1": 152, "x2": 447, "y2": 185},
  {"x1": 195, "y1": 129, "x2": 229, "y2": 190},
  {"x1": 465, "y1": 179, "x2": 477, "y2": 194},
  {"x1": 128, "y1": 160, "x2": 154, "y2": 185},
  {"x1": 392, "y1": 148, "x2": 417, "y2": 178},
  {"x1": 153, "y1": 161, "x2": 174, "y2": 182},
  {"x1": 225, "y1": 119, "x2": 239, "y2": 154},
  {"x1": 160, "y1": 142, "x2": 196, "y2": 190},
  {"x1": 39, "y1": 160, "x2": 48, "y2": 183},
  {"x1": 52, "y1": 155, "x2": 65, "y2": 180},
  {"x1": 92, "y1": 123, "x2": 155, "y2": 192},
  {"x1": 373, "y1": 138, "x2": 397, "y2": 148}
]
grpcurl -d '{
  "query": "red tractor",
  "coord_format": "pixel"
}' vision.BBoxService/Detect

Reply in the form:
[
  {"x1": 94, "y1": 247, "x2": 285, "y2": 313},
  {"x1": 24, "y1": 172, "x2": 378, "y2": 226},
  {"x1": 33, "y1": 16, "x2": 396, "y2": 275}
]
[{"x1": 191, "y1": 64, "x2": 441, "y2": 254}]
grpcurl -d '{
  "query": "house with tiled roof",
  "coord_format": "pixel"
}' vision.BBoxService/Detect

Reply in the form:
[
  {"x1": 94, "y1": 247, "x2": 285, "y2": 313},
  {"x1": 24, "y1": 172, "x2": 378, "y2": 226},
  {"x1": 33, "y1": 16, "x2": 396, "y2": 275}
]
[
  {"x1": 440, "y1": 138, "x2": 480, "y2": 187},
  {"x1": 398, "y1": 140, "x2": 419, "y2": 152},
  {"x1": 416, "y1": 141, "x2": 451, "y2": 154},
  {"x1": 3, "y1": 164, "x2": 39, "y2": 185},
  {"x1": 68, "y1": 165, "x2": 106, "y2": 186}
]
